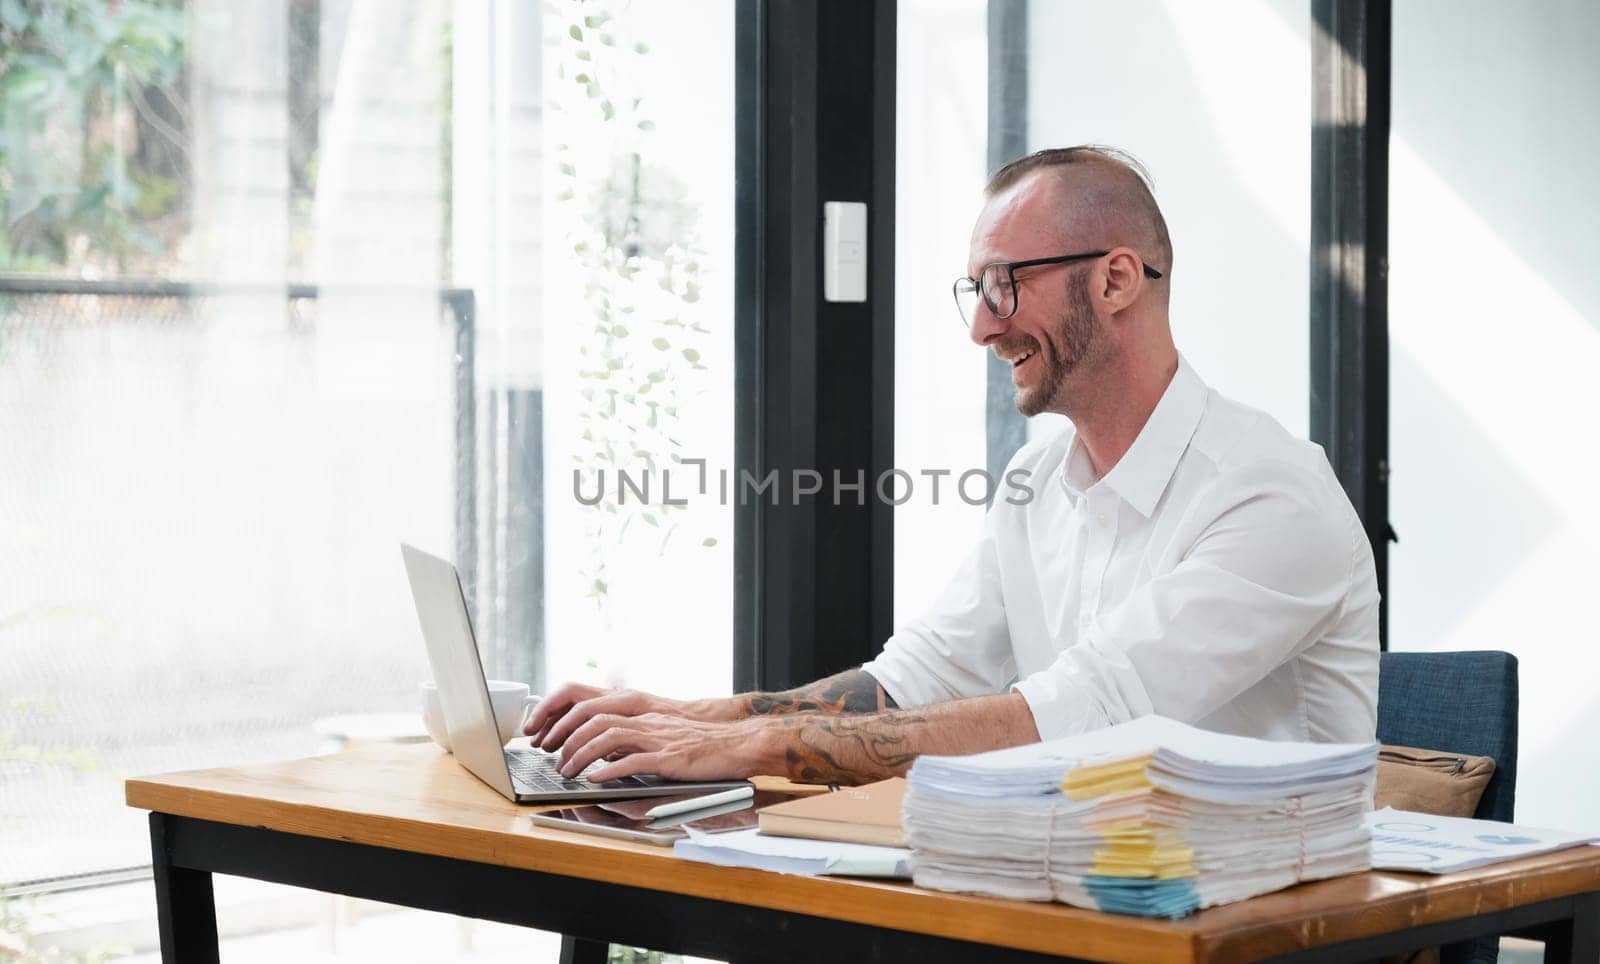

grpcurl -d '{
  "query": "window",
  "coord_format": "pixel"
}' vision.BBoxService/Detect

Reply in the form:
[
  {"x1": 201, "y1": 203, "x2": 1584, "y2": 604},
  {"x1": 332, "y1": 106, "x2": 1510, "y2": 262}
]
[
  {"x1": 1022, "y1": 0, "x2": 1312, "y2": 438},
  {"x1": 1, "y1": 0, "x2": 735, "y2": 954},
  {"x1": 894, "y1": 0, "x2": 989, "y2": 625},
  {"x1": 894, "y1": 0, "x2": 1313, "y2": 621}
]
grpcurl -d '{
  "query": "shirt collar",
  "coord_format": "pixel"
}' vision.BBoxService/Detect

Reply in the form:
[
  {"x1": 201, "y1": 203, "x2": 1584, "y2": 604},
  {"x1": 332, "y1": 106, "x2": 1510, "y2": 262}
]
[{"x1": 1058, "y1": 355, "x2": 1208, "y2": 518}]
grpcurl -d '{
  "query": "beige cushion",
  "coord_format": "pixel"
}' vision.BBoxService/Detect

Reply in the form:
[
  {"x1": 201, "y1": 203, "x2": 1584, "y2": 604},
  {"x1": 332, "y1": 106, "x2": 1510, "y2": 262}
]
[{"x1": 1374, "y1": 744, "x2": 1496, "y2": 819}]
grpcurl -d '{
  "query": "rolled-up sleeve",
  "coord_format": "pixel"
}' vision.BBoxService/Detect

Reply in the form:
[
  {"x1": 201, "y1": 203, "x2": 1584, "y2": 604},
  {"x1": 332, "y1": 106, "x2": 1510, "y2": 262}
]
[
  {"x1": 1012, "y1": 461, "x2": 1357, "y2": 741},
  {"x1": 862, "y1": 510, "x2": 1017, "y2": 708}
]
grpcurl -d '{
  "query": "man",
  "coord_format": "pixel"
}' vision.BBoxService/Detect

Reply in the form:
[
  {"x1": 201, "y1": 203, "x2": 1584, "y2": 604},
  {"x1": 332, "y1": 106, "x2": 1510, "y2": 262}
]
[{"x1": 525, "y1": 145, "x2": 1380, "y2": 786}]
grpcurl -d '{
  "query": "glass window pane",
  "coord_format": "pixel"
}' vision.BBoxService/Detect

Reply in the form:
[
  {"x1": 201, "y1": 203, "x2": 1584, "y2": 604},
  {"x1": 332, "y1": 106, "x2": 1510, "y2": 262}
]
[
  {"x1": 895, "y1": 0, "x2": 1312, "y2": 623},
  {"x1": 539, "y1": 1, "x2": 736, "y2": 699},
  {"x1": 0, "y1": 2, "x2": 736, "y2": 952},
  {"x1": 895, "y1": 0, "x2": 990, "y2": 625},
  {"x1": 1025, "y1": 0, "x2": 1311, "y2": 438}
]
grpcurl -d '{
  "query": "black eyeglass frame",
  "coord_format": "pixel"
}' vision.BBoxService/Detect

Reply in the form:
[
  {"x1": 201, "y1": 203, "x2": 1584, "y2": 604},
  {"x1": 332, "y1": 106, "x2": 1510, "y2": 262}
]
[{"x1": 952, "y1": 250, "x2": 1164, "y2": 326}]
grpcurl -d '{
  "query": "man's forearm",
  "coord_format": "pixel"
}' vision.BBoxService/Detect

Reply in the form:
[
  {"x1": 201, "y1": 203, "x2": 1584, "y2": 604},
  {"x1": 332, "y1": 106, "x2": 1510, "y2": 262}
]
[
  {"x1": 760, "y1": 691, "x2": 1040, "y2": 785},
  {"x1": 734, "y1": 667, "x2": 898, "y2": 717}
]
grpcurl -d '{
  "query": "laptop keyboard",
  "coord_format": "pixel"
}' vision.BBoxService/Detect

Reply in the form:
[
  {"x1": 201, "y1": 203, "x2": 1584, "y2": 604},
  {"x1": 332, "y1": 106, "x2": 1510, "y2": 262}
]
[{"x1": 504, "y1": 748, "x2": 646, "y2": 792}]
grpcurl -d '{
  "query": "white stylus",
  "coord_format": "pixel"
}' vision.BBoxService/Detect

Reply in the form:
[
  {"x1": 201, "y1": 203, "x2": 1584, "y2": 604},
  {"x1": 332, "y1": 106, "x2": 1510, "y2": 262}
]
[{"x1": 644, "y1": 786, "x2": 754, "y2": 819}]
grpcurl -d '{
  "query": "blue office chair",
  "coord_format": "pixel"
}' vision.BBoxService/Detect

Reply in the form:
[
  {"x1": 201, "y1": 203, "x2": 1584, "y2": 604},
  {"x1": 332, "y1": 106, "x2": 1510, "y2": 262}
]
[
  {"x1": 1376, "y1": 649, "x2": 1519, "y2": 964},
  {"x1": 1376, "y1": 650, "x2": 1518, "y2": 823}
]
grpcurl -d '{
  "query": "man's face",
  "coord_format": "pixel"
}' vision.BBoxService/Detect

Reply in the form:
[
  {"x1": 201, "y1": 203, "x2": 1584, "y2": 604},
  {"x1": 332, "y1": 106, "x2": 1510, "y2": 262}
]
[{"x1": 966, "y1": 177, "x2": 1104, "y2": 418}]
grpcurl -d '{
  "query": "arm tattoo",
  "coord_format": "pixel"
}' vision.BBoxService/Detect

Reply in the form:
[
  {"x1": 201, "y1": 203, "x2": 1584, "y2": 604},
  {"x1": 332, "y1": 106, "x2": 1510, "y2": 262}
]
[
  {"x1": 779, "y1": 710, "x2": 927, "y2": 785},
  {"x1": 766, "y1": 691, "x2": 1039, "y2": 786},
  {"x1": 746, "y1": 667, "x2": 897, "y2": 717}
]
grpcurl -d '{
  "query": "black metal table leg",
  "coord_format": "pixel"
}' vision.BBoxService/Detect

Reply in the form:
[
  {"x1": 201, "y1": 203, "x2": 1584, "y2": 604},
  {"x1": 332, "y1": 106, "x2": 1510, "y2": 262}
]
[
  {"x1": 558, "y1": 935, "x2": 610, "y2": 964},
  {"x1": 149, "y1": 812, "x2": 220, "y2": 963},
  {"x1": 1537, "y1": 893, "x2": 1600, "y2": 964}
]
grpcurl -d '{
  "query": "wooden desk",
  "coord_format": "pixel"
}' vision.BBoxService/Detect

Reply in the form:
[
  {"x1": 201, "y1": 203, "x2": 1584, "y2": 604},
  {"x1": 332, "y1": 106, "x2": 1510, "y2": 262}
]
[{"x1": 125, "y1": 742, "x2": 1600, "y2": 963}]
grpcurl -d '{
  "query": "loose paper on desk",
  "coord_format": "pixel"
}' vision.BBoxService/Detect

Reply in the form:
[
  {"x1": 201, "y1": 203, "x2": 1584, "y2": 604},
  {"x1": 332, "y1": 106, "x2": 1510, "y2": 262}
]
[
  {"x1": 673, "y1": 827, "x2": 912, "y2": 878},
  {"x1": 1366, "y1": 808, "x2": 1600, "y2": 874}
]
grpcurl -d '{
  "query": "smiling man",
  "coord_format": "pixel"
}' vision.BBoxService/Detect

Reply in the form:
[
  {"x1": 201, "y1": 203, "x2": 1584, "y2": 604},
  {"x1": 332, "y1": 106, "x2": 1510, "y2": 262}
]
[{"x1": 525, "y1": 145, "x2": 1380, "y2": 785}]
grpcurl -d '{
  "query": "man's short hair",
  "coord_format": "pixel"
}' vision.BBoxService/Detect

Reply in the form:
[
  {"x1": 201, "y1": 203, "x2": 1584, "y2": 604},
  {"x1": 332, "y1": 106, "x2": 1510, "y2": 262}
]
[{"x1": 986, "y1": 145, "x2": 1173, "y2": 276}]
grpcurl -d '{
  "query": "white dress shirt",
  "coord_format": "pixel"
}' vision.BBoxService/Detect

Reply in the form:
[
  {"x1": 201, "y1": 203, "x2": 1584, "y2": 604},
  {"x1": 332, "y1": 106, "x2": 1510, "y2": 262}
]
[{"x1": 864, "y1": 356, "x2": 1379, "y2": 744}]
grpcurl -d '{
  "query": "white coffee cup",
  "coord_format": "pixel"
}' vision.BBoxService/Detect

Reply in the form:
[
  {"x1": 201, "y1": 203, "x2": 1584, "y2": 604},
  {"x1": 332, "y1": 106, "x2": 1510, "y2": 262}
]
[{"x1": 420, "y1": 680, "x2": 540, "y2": 753}]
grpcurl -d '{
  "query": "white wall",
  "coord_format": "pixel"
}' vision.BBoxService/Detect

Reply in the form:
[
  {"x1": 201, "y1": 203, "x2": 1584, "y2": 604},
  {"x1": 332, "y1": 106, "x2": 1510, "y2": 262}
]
[{"x1": 1390, "y1": 0, "x2": 1600, "y2": 834}]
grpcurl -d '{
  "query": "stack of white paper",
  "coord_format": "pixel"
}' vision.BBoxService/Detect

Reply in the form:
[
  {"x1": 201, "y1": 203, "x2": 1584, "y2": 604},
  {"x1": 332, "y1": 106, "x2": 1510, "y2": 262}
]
[{"x1": 904, "y1": 715, "x2": 1378, "y2": 918}]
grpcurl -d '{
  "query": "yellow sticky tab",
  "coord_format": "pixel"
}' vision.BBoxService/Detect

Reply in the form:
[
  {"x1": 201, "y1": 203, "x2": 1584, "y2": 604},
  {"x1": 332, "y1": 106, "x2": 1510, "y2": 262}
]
[
  {"x1": 1086, "y1": 815, "x2": 1197, "y2": 879},
  {"x1": 1089, "y1": 842, "x2": 1197, "y2": 879},
  {"x1": 1061, "y1": 755, "x2": 1155, "y2": 800}
]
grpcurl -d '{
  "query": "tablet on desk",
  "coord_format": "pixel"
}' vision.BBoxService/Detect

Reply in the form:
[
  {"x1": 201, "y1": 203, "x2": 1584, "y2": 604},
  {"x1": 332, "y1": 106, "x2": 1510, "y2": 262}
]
[{"x1": 530, "y1": 790, "x2": 806, "y2": 846}]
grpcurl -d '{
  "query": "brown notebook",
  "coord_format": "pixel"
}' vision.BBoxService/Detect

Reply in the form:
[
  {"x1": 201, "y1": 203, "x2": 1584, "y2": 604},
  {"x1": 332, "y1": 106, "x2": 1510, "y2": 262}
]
[{"x1": 756, "y1": 777, "x2": 908, "y2": 848}]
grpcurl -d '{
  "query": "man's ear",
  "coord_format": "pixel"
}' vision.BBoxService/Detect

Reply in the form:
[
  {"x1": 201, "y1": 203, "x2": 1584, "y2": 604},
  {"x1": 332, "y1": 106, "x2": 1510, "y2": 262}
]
[{"x1": 1095, "y1": 247, "x2": 1145, "y2": 313}]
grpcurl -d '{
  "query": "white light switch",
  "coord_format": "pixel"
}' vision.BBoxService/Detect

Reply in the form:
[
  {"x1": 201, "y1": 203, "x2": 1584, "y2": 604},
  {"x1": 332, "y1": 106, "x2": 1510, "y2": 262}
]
[{"x1": 823, "y1": 201, "x2": 868, "y2": 303}]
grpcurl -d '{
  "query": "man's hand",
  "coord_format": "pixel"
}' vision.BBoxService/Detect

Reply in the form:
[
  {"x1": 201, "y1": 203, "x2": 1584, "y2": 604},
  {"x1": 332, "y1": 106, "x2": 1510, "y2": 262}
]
[
  {"x1": 522, "y1": 681, "x2": 741, "y2": 751},
  {"x1": 556, "y1": 713, "x2": 776, "y2": 783},
  {"x1": 551, "y1": 691, "x2": 1042, "y2": 786},
  {"x1": 527, "y1": 668, "x2": 898, "y2": 754}
]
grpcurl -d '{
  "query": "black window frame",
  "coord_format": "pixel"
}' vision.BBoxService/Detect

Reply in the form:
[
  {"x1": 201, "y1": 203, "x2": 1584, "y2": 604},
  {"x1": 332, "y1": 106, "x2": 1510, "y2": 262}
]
[{"x1": 735, "y1": 0, "x2": 897, "y2": 691}]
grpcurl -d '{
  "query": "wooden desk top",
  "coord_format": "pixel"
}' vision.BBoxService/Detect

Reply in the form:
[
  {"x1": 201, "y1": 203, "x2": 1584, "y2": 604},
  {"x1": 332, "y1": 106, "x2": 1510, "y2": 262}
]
[{"x1": 125, "y1": 742, "x2": 1600, "y2": 964}]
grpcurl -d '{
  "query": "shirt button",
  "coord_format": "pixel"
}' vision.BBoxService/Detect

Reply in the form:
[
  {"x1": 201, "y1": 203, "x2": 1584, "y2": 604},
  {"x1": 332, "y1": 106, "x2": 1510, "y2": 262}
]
[{"x1": 1094, "y1": 513, "x2": 1109, "y2": 527}]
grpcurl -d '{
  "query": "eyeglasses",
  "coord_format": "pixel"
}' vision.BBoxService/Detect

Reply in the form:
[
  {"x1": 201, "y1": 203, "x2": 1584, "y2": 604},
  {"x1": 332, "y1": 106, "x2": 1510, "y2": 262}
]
[{"x1": 952, "y1": 251, "x2": 1163, "y2": 327}]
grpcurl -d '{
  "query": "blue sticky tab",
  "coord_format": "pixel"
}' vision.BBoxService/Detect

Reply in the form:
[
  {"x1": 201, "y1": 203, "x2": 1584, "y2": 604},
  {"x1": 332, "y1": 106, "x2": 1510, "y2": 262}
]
[{"x1": 1083, "y1": 875, "x2": 1201, "y2": 919}]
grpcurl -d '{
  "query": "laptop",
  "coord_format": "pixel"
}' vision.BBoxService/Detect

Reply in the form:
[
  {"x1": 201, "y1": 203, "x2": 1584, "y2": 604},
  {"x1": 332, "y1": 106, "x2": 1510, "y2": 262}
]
[{"x1": 400, "y1": 543, "x2": 751, "y2": 803}]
